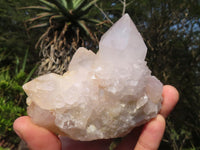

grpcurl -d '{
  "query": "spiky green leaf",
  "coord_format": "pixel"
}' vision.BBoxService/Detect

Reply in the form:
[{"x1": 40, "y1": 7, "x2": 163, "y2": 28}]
[
  {"x1": 28, "y1": 23, "x2": 49, "y2": 30},
  {"x1": 76, "y1": 0, "x2": 99, "y2": 17},
  {"x1": 66, "y1": 0, "x2": 73, "y2": 10},
  {"x1": 20, "y1": 6, "x2": 51, "y2": 12},
  {"x1": 47, "y1": 0, "x2": 70, "y2": 16},
  {"x1": 26, "y1": 12, "x2": 54, "y2": 22},
  {"x1": 60, "y1": 0, "x2": 68, "y2": 9},
  {"x1": 39, "y1": 0, "x2": 58, "y2": 11},
  {"x1": 49, "y1": 14, "x2": 66, "y2": 23},
  {"x1": 81, "y1": 0, "x2": 98, "y2": 11},
  {"x1": 73, "y1": 0, "x2": 85, "y2": 10},
  {"x1": 83, "y1": 18, "x2": 102, "y2": 24}
]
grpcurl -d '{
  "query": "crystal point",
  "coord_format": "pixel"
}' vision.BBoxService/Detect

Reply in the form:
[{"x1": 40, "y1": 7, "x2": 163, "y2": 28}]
[
  {"x1": 99, "y1": 14, "x2": 147, "y2": 61},
  {"x1": 23, "y1": 14, "x2": 163, "y2": 141}
]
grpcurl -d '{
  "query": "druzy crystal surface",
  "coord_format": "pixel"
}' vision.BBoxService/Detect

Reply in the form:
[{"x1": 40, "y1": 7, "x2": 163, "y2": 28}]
[{"x1": 23, "y1": 14, "x2": 163, "y2": 141}]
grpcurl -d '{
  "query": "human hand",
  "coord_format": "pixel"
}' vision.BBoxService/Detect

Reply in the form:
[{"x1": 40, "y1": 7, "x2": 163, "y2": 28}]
[{"x1": 13, "y1": 85, "x2": 179, "y2": 150}]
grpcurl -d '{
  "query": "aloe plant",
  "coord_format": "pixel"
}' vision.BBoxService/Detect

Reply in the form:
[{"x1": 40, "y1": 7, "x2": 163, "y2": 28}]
[{"x1": 24, "y1": 0, "x2": 102, "y2": 75}]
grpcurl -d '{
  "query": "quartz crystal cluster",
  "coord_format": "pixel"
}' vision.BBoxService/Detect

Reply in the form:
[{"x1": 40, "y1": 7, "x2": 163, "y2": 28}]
[{"x1": 23, "y1": 14, "x2": 163, "y2": 141}]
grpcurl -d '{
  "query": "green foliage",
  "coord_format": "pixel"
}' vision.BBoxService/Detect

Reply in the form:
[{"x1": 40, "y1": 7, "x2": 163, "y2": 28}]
[
  {"x1": 0, "y1": 49, "x2": 37, "y2": 148},
  {"x1": 0, "y1": 98, "x2": 25, "y2": 139},
  {"x1": 0, "y1": 147, "x2": 10, "y2": 150}
]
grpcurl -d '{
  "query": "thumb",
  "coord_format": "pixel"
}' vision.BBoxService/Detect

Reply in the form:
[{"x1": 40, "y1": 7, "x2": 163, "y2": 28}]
[{"x1": 13, "y1": 116, "x2": 61, "y2": 150}]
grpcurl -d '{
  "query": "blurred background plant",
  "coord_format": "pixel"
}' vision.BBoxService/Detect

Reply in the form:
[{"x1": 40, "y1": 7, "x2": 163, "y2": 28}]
[
  {"x1": 0, "y1": 48, "x2": 37, "y2": 148},
  {"x1": 0, "y1": 0, "x2": 39, "y2": 148},
  {"x1": 0, "y1": 0, "x2": 199, "y2": 149},
  {"x1": 22, "y1": 0, "x2": 105, "y2": 75}
]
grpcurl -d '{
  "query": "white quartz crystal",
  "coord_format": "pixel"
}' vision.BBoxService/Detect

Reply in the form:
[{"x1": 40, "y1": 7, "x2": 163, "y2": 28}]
[{"x1": 23, "y1": 14, "x2": 163, "y2": 141}]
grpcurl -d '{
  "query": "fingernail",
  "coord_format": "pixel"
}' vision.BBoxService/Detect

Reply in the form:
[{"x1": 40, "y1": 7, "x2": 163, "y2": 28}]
[{"x1": 156, "y1": 114, "x2": 166, "y2": 124}]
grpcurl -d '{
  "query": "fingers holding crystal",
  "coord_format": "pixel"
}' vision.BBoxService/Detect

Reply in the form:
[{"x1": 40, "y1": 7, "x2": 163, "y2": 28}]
[
  {"x1": 133, "y1": 85, "x2": 178, "y2": 149},
  {"x1": 13, "y1": 116, "x2": 61, "y2": 150},
  {"x1": 160, "y1": 85, "x2": 179, "y2": 118},
  {"x1": 134, "y1": 114, "x2": 166, "y2": 150}
]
